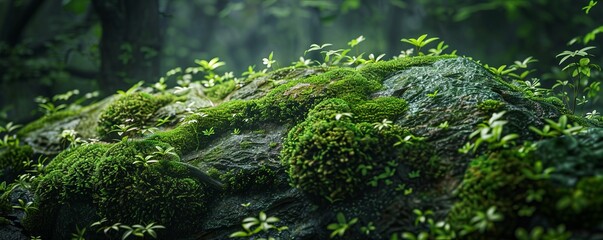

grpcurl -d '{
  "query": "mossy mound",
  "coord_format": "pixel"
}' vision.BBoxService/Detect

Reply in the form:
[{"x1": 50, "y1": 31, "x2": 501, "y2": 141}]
[
  {"x1": 281, "y1": 98, "x2": 436, "y2": 201},
  {"x1": 0, "y1": 145, "x2": 33, "y2": 182},
  {"x1": 24, "y1": 141, "x2": 210, "y2": 238},
  {"x1": 97, "y1": 92, "x2": 174, "y2": 139},
  {"x1": 449, "y1": 129, "x2": 603, "y2": 239}
]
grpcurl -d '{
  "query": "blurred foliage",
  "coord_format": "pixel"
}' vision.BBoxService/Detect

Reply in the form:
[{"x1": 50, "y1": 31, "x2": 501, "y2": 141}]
[{"x1": 0, "y1": 0, "x2": 601, "y2": 123}]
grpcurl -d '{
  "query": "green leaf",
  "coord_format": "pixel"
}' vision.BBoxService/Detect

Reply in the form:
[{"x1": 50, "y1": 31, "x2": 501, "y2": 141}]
[{"x1": 229, "y1": 231, "x2": 250, "y2": 238}]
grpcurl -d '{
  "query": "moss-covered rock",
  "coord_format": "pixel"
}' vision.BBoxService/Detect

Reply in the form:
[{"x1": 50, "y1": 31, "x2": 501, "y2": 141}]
[{"x1": 17, "y1": 55, "x2": 603, "y2": 239}]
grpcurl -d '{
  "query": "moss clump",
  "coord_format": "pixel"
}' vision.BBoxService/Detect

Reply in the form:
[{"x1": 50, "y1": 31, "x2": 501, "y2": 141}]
[
  {"x1": 23, "y1": 170, "x2": 66, "y2": 236},
  {"x1": 150, "y1": 99, "x2": 263, "y2": 153},
  {"x1": 359, "y1": 55, "x2": 455, "y2": 81},
  {"x1": 219, "y1": 165, "x2": 278, "y2": 192},
  {"x1": 97, "y1": 92, "x2": 174, "y2": 138},
  {"x1": 95, "y1": 140, "x2": 209, "y2": 235},
  {"x1": 352, "y1": 97, "x2": 408, "y2": 123},
  {"x1": 0, "y1": 145, "x2": 33, "y2": 181},
  {"x1": 447, "y1": 150, "x2": 552, "y2": 238},
  {"x1": 477, "y1": 99, "x2": 505, "y2": 113},
  {"x1": 262, "y1": 68, "x2": 381, "y2": 123},
  {"x1": 281, "y1": 98, "x2": 435, "y2": 201},
  {"x1": 283, "y1": 118, "x2": 373, "y2": 200},
  {"x1": 25, "y1": 141, "x2": 210, "y2": 238},
  {"x1": 205, "y1": 80, "x2": 237, "y2": 100},
  {"x1": 18, "y1": 110, "x2": 78, "y2": 136}
]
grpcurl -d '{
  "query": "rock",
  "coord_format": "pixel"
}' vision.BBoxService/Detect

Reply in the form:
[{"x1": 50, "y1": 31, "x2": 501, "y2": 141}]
[{"x1": 9, "y1": 56, "x2": 603, "y2": 239}]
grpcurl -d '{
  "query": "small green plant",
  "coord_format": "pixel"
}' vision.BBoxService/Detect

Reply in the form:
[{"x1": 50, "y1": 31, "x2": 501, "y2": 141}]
[
  {"x1": 583, "y1": 0, "x2": 598, "y2": 13},
  {"x1": 408, "y1": 170, "x2": 421, "y2": 179},
  {"x1": 262, "y1": 51, "x2": 276, "y2": 69},
  {"x1": 71, "y1": 226, "x2": 86, "y2": 240},
  {"x1": 398, "y1": 209, "x2": 457, "y2": 240},
  {"x1": 529, "y1": 115, "x2": 584, "y2": 138},
  {"x1": 426, "y1": 89, "x2": 439, "y2": 98},
  {"x1": 202, "y1": 127, "x2": 215, "y2": 136},
  {"x1": 232, "y1": 128, "x2": 241, "y2": 135},
  {"x1": 133, "y1": 154, "x2": 159, "y2": 167},
  {"x1": 12, "y1": 199, "x2": 37, "y2": 214},
  {"x1": 585, "y1": 110, "x2": 600, "y2": 119},
  {"x1": 437, "y1": 121, "x2": 449, "y2": 129},
  {"x1": 334, "y1": 112, "x2": 353, "y2": 121},
  {"x1": 393, "y1": 134, "x2": 425, "y2": 146},
  {"x1": 229, "y1": 211, "x2": 288, "y2": 239},
  {"x1": 515, "y1": 225, "x2": 571, "y2": 240},
  {"x1": 90, "y1": 218, "x2": 165, "y2": 240},
  {"x1": 327, "y1": 212, "x2": 358, "y2": 238},
  {"x1": 462, "y1": 206, "x2": 504, "y2": 235},
  {"x1": 555, "y1": 46, "x2": 601, "y2": 112},
  {"x1": 373, "y1": 118, "x2": 393, "y2": 131},
  {"x1": 152, "y1": 146, "x2": 178, "y2": 158},
  {"x1": 61, "y1": 129, "x2": 82, "y2": 148},
  {"x1": 360, "y1": 222, "x2": 375, "y2": 235},
  {"x1": 401, "y1": 34, "x2": 439, "y2": 55},
  {"x1": 461, "y1": 111, "x2": 518, "y2": 153},
  {"x1": 120, "y1": 223, "x2": 165, "y2": 239}
]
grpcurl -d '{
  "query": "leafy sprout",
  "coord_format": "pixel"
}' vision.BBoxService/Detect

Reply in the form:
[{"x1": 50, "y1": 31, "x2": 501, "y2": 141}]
[
  {"x1": 229, "y1": 211, "x2": 288, "y2": 238},
  {"x1": 401, "y1": 34, "x2": 439, "y2": 55},
  {"x1": 327, "y1": 212, "x2": 358, "y2": 238}
]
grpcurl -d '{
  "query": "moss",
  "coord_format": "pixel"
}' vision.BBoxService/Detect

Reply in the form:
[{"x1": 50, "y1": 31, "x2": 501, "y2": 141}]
[
  {"x1": 477, "y1": 99, "x2": 505, "y2": 113},
  {"x1": 529, "y1": 96, "x2": 569, "y2": 114},
  {"x1": 262, "y1": 68, "x2": 379, "y2": 123},
  {"x1": 359, "y1": 55, "x2": 455, "y2": 81},
  {"x1": 220, "y1": 165, "x2": 278, "y2": 192},
  {"x1": 94, "y1": 140, "x2": 208, "y2": 235},
  {"x1": 149, "y1": 99, "x2": 262, "y2": 153},
  {"x1": 239, "y1": 140, "x2": 253, "y2": 149},
  {"x1": 205, "y1": 80, "x2": 237, "y2": 100},
  {"x1": 281, "y1": 98, "x2": 437, "y2": 201},
  {"x1": 23, "y1": 170, "x2": 66, "y2": 236},
  {"x1": 18, "y1": 110, "x2": 78, "y2": 136},
  {"x1": 0, "y1": 145, "x2": 33, "y2": 180},
  {"x1": 97, "y1": 92, "x2": 174, "y2": 138},
  {"x1": 198, "y1": 147, "x2": 224, "y2": 164},
  {"x1": 26, "y1": 140, "x2": 210, "y2": 238},
  {"x1": 447, "y1": 150, "x2": 552, "y2": 238},
  {"x1": 352, "y1": 97, "x2": 408, "y2": 123}
]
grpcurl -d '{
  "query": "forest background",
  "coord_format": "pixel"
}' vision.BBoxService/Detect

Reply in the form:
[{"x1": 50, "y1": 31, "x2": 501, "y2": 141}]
[{"x1": 0, "y1": 0, "x2": 602, "y2": 124}]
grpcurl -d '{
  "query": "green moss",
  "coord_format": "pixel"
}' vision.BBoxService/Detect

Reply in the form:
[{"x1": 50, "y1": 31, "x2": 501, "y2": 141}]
[
  {"x1": 97, "y1": 92, "x2": 174, "y2": 138},
  {"x1": 220, "y1": 165, "x2": 277, "y2": 191},
  {"x1": 281, "y1": 98, "x2": 437, "y2": 201},
  {"x1": 23, "y1": 170, "x2": 66, "y2": 236},
  {"x1": 262, "y1": 68, "x2": 379, "y2": 122},
  {"x1": 529, "y1": 96, "x2": 569, "y2": 114},
  {"x1": 205, "y1": 80, "x2": 237, "y2": 100},
  {"x1": 239, "y1": 140, "x2": 253, "y2": 149},
  {"x1": 0, "y1": 145, "x2": 33, "y2": 176},
  {"x1": 359, "y1": 55, "x2": 455, "y2": 81},
  {"x1": 477, "y1": 99, "x2": 505, "y2": 113},
  {"x1": 447, "y1": 150, "x2": 551, "y2": 238},
  {"x1": 352, "y1": 97, "x2": 408, "y2": 123},
  {"x1": 18, "y1": 110, "x2": 78, "y2": 136},
  {"x1": 25, "y1": 140, "x2": 210, "y2": 238},
  {"x1": 282, "y1": 119, "x2": 370, "y2": 200},
  {"x1": 149, "y1": 99, "x2": 262, "y2": 153}
]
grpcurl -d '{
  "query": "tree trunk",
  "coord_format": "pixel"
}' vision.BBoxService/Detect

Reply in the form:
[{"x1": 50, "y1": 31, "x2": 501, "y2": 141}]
[{"x1": 91, "y1": 0, "x2": 161, "y2": 94}]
